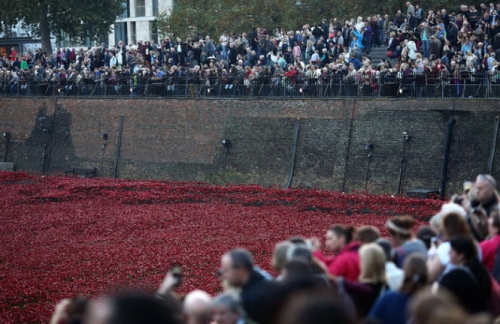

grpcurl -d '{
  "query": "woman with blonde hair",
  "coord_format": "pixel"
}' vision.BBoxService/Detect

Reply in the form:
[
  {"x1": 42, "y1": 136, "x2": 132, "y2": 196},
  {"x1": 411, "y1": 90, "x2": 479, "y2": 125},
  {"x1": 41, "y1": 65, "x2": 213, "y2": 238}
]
[
  {"x1": 271, "y1": 241, "x2": 293, "y2": 279},
  {"x1": 342, "y1": 243, "x2": 387, "y2": 319}
]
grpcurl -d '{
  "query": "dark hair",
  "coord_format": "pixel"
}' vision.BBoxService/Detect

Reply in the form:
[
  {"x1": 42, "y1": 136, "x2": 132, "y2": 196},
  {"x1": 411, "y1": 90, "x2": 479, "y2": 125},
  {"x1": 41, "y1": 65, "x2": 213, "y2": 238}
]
[
  {"x1": 229, "y1": 248, "x2": 254, "y2": 271},
  {"x1": 416, "y1": 226, "x2": 436, "y2": 250},
  {"x1": 375, "y1": 238, "x2": 392, "y2": 261},
  {"x1": 355, "y1": 226, "x2": 380, "y2": 243},
  {"x1": 449, "y1": 237, "x2": 491, "y2": 299},
  {"x1": 288, "y1": 245, "x2": 313, "y2": 262},
  {"x1": 284, "y1": 259, "x2": 315, "y2": 282},
  {"x1": 291, "y1": 295, "x2": 353, "y2": 324},
  {"x1": 63, "y1": 296, "x2": 89, "y2": 324},
  {"x1": 443, "y1": 213, "x2": 472, "y2": 241},
  {"x1": 387, "y1": 215, "x2": 415, "y2": 239},
  {"x1": 328, "y1": 225, "x2": 355, "y2": 245},
  {"x1": 289, "y1": 236, "x2": 308, "y2": 245},
  {"x1": 450, "y1": 236, "x2": 477, "y2": 262},
  {"x1": 490, "y1": 209, "x2": 500, "y2": 229},
  {"x1": 109, "y1": 293, "x2": 182, "y2": 324}
]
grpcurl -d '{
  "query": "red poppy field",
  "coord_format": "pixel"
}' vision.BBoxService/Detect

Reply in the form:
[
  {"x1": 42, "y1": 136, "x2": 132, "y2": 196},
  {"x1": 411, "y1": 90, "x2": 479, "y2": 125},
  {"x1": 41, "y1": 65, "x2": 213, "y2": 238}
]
[{"x1": 0, "y1": 172, "x2": 442, "y2": 323}]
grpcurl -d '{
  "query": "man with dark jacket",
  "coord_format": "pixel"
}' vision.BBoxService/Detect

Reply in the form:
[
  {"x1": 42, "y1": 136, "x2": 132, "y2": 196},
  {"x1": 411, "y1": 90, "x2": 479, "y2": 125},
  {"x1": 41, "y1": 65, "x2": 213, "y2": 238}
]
[
  {"x1": 312, "y1": 24, "x2": 323, "y2": 40},
  {"x1": 471, "y1": 174, "x2": 499, "y2": 217},
  {"x1": 220, "y1": 249, "x2": 277, "y2": 324}
]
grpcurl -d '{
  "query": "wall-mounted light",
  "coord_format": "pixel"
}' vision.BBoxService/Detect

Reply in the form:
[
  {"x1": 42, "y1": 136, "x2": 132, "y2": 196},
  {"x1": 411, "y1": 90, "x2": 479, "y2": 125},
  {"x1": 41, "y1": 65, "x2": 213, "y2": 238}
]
[
  {"x1": 221, "y1": 139, "x2": 232, "y2": 150},
  {"x1": 364, "y1": 143, "x2": 374, "y2": 158},
  {"x1": 2, "y1": 132, "x2": 10, "y2": 162}
]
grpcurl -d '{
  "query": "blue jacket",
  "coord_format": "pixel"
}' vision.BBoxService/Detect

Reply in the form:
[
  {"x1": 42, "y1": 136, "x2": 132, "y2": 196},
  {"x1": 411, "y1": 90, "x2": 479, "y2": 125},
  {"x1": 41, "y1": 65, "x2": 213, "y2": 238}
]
[{"x1": 351, "y1": 29, "x2": 365, "y2": 49}]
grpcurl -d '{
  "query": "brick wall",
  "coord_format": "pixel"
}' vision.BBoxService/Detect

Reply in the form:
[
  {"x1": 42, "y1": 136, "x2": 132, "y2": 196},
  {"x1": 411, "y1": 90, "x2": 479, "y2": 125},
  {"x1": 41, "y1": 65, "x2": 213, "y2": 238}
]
[{"x1": 1, "y1": 97, "x2": 499, "y2": 195}]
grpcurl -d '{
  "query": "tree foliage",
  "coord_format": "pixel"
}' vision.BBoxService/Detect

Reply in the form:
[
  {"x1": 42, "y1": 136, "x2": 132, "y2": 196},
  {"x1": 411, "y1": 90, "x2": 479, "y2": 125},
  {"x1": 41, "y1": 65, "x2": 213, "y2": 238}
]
[
  {"x1": 0, "y1": 0, "x2": 122, "y2": 53},
  {"x1": 157, "y1": 0, "x2": 464, "y2": 40}
]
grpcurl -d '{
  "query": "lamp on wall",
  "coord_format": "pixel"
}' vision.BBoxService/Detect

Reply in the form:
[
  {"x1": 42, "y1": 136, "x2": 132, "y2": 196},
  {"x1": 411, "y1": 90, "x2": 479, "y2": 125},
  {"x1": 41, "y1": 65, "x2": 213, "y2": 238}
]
[
  {"x1": 364, "y1": 143, "x2": 374, "y2": 191},
  {"x1": 221, "y1": 139, "x2": 232, "y2": 152},
  {"x1": 2, "y1": 131, "x2": 10, "y2": 162}
]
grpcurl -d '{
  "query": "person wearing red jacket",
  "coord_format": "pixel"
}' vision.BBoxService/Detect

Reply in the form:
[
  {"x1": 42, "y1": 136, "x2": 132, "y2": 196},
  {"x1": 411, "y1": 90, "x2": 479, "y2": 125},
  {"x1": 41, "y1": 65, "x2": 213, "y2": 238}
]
[
  {"x1": 481, "y1": 210, "x2": 500, "y2": 272},
  {"x1": 10, "y1": 47, "x2": 17, "y2": 62},
  {"x1": 313, "y1": 225, "x2": 361, "y2": 282},
  {"x1": 284, "y1": 65, "x2": 297, "y2": 83}
]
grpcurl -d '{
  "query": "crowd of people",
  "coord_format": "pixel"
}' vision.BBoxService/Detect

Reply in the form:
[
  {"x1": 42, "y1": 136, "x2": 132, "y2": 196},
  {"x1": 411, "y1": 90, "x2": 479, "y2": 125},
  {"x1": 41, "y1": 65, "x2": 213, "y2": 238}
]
[
  {"x1": 2, "y1": 2, "x2": 500, "y2": 98},
  {"x1": 50, "y1": 173, "x2": 500, "y2": 324}
]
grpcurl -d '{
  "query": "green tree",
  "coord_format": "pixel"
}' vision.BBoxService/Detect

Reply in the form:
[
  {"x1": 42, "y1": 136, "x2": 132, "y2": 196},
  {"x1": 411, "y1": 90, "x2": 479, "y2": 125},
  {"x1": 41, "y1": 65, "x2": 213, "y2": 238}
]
[
  {"x1": 156, "y1": 0, "x2": 464, "y2": 41},
  {"x1": 0, "y1": 0, "x2": 122, "y2": 54},
  {"x1": 156, "y1": 0, "x2": 304, "y2": 40}
]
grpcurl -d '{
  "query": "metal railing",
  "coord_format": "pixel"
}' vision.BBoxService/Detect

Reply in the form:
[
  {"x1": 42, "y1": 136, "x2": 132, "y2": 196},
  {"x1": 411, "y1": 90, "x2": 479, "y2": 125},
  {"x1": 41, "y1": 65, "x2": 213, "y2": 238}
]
[{"x1": 1, "y1": 73, "x2": 500, "y2": 99}]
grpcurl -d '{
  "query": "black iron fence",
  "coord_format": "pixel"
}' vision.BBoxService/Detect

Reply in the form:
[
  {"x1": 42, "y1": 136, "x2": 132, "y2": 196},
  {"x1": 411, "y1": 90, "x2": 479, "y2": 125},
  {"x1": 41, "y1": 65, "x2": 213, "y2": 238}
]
[{"x1": 2, "y1": 72, "x2": 500, "y2": 99}]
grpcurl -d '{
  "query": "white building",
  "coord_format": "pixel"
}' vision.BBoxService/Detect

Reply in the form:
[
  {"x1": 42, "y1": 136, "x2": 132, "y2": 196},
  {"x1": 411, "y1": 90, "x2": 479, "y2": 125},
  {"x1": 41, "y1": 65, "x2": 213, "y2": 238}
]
[{"x1": 108, "y1": 0, "x2": 174, "y2": 47}]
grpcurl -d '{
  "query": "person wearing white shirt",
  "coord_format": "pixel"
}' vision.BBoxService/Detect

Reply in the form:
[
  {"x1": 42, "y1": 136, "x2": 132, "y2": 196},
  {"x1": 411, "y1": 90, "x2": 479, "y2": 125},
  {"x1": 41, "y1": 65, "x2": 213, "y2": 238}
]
[
  {"x1": 427, "y1": 204, "x2": 483, "y2": 283},
  {"x1": 405, "y1": 37, "x2": 418, "y2": 60},
  {"x1": 376, "y1": 238, "x2": 404, "y2": 291}
]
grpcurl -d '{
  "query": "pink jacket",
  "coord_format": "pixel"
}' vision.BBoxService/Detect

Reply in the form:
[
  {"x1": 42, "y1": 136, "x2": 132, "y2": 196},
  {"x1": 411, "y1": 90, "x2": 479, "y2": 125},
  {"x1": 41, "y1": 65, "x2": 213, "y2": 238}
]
[{"x1": 314, "y1": 241, "x2": 362, "y2": 282}]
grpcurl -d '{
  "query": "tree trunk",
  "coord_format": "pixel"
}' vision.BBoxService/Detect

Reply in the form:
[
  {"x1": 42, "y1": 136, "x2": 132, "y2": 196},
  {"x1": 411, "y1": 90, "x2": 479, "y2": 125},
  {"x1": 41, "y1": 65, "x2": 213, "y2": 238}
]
[{"x1": 39, "y1": 2, "x2": 52, "y2": 54}]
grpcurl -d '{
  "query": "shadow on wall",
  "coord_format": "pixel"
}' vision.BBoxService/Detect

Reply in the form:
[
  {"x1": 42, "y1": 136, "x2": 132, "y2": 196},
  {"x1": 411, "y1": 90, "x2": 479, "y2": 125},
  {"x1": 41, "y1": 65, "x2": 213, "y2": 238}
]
[{"x1": 22, "y1": 103, "x2": 78, "y2": 174}]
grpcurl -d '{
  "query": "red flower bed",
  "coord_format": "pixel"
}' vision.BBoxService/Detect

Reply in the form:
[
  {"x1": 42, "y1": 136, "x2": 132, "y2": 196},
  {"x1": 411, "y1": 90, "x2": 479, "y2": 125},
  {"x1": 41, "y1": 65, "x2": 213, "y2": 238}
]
[{"x1": 0, "y1": 172, "x2": 442, "y2": 323}]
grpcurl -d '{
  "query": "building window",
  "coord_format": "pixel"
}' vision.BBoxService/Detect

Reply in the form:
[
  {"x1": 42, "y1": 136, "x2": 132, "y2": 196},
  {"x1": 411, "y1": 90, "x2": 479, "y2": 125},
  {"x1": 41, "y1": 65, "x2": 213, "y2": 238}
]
[
  {"x1": 57, "y1": 31, "x2": 92, "y2": 48},
  {"x1": 114, "y1": 22, "x2": 128, "y2": 46},
  {"x1": 136, "y1": 0, "x2": 145, "y2": 17},
  {"x1": 151, "y1": 21, "x2": 158, "y2": 43},
  {"x1": 119, "y1": 0, "x2": 129, "y2": 18},
  {"x1": 131, "y1": 22, "x2": 136, "y2": 43},
  {"x1": 152, "y1": 0, "x2": 159, "y2": 15}
]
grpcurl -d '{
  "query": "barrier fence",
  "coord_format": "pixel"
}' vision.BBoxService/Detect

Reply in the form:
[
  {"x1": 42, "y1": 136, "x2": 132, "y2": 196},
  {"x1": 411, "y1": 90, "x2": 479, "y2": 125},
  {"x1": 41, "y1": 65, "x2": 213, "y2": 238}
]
[{"x1": 2, "y1": 73, "x2": 500, "y2": 99}]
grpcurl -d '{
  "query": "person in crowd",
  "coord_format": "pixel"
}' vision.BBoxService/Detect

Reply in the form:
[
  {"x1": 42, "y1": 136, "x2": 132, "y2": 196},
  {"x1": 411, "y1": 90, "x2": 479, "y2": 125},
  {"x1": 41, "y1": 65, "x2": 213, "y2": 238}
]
[
  {"x1": 438, "y1": 236, "x2": 492, "y2": 314},
  {"x1": 408, "y1": 289, "x2": 469, "y2": 324},
  {"x1": 210, "y1": 294, "x2": 246, "y2": 324},
  {"x1": 375, "y1": 238, "x2": 404, "y2": 291},
  {"x1": 480, "y1": 209, "x2": 500, "y2": 272},
  {"x1": 386, "y1": 215, "x2": 427, "y2": 267},
  {"x1": 271, "y1": 240, "x2": 293, "y2": 280},
  {"x1": 84, "y1": 292, "x2": 182, "y2": 324},
  {"x1": 368, "y1": 254, "x2": 428, "y2": 324},
  {"x1": 275, "y1": 290, "x2": 355, "y2": 324},
  {"x1": 428, "y1": 205, "x2": 480, "y2": 283},
  {"x1": 313, "y1": 225, "x2": 361, "y2": 281},
  {"x1": 355, "y1": 225, "x2": 380, "y2": 243},
  {"x1": 342, "y1": 243, "x2": 387, "y2": 319},
  {"x1": 219, "y1": 248, "x2": 277, "y2": 324},
  {"x1": 183, "y1": 290, "x2": 212, "y2": 324},
  {"x1": 416, "y1": 226, "x2": 436, "y2": 250},
  {"x1": 471, "y1": 174, "x2": 499, "y2": 217}
]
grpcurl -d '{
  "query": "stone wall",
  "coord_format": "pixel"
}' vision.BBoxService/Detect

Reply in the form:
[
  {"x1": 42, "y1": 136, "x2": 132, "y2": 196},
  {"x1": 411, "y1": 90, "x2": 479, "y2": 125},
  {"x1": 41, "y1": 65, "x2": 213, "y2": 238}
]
[{"x1": 1, "y1": 97, "x2": 500, "y2": 195}]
